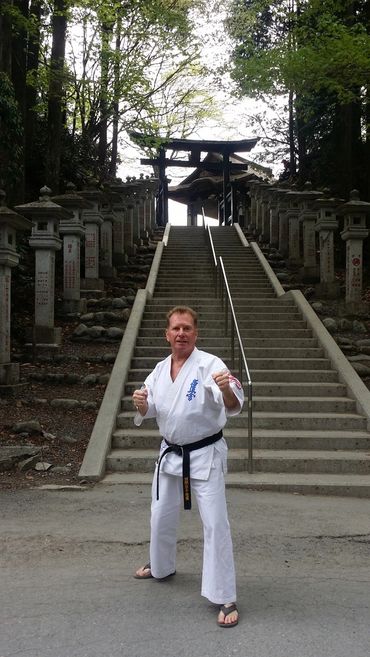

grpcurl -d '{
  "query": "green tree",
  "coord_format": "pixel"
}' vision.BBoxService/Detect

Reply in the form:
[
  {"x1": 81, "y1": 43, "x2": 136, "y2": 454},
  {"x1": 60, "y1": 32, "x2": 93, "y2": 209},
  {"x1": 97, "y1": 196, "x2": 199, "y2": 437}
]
[{"x1": 225, "y1": 0, "x2": 370, "y2": 195}]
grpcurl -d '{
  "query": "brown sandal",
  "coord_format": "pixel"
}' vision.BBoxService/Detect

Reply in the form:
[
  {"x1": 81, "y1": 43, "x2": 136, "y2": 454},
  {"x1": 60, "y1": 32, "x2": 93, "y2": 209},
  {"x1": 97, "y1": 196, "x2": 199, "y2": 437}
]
[{"x1": 217, "y1": 603, "x2": 239, "y2": 628}]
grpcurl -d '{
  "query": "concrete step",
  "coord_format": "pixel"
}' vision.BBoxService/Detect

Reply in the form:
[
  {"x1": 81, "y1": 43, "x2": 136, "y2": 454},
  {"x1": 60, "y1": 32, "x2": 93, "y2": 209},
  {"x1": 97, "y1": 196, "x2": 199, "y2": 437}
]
[
  {"x1": 106, "y1": 448, "x2": 370, "y2": 475},
  {"x1": 147, "y1": 298, "x2": 294, "y2": 307},
  {"x1": 126, "y1": 368, "x2": 339, "y2": 384},
  {"x1": 140, "y1": 319, "x2": 306, "y2": 329},
  {"x1": 124, "y1": 380, "x2": 344, "y2": 396},
  {"x1": 100, "y1": 471, "x2": 370, "y2": 498},
  {"x1": 135, "y1": 337, "x2": 318, "y2": 349},
  {"x1": 138, "y1": 327, "x2": 314, "y2": 338},
  {"x1": 129, "y1": 356, "x2": 331, "y2": 370},
  {"x1": 112, "y1": 428, "x2": 370, "y2": 451},
  {"x1": 116, "y1": 411, "x2": 367, "y2": 431},
  {"x1": 143, "y1": 310, "x2": 300, "y2": 321},
  {"x1": 133, "y1": 346, "x2": 324, "y2": 359},
  {"x1": 121, "y1": 394, "x2": 355, "y2": 414}
]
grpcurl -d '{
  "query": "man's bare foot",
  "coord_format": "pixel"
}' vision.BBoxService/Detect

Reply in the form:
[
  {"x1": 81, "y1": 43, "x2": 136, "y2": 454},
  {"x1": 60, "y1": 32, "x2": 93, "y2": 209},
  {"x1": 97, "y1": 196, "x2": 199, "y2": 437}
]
[
  {"x1": 134, "y1": 564, "x2": 152, "y2": 579},
  {"x1": 217, "y1": 603, "x2": 239, "y2": 627},
  {"x1": 133, "y1": 563, "x2": 176, "y2": 581}
]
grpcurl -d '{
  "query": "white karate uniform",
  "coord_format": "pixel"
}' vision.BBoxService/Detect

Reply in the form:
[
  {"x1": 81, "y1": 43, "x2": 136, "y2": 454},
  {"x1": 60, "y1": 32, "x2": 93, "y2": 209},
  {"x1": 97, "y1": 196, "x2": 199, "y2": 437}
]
[{"x1": 134, "y1": 347, "x2": 244, "y2": 604}]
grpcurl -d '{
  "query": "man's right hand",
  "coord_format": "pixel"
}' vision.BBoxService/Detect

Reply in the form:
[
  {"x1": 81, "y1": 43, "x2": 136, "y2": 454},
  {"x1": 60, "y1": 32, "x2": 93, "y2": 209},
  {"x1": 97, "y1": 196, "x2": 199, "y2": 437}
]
[{"x1": 132, "y1": 386, "x2": 148, "y2": 416}]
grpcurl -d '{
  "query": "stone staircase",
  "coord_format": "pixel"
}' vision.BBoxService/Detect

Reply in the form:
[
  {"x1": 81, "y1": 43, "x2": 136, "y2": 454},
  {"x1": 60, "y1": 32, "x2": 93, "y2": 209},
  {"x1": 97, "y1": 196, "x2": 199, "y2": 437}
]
[{"x1": 103, "y1": 225, "x2": 370, "y2": 495}]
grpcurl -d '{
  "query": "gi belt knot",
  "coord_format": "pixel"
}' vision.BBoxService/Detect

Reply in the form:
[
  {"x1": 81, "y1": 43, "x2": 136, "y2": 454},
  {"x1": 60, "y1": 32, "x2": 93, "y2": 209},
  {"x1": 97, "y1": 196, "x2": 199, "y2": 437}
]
[{"x1": 156, "y1": 430, "x2": 223, "y2": 510}]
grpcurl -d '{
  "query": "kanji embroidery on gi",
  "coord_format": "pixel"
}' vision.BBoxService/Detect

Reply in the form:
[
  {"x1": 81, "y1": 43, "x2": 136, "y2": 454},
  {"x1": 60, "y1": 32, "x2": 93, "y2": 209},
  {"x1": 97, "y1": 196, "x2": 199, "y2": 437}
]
[{"x1": 186, "y1": 378, "x2": 199, "y2": 401}]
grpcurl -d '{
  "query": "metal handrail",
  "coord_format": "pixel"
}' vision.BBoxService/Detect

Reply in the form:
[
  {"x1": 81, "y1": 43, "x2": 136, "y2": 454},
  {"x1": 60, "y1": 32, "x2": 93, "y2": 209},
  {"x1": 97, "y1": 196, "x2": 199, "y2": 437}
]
[
  {"x1": 206, "y1": 225, "x2": 253, "y2": 472},
  {"x1": 219, "y1": 257, "x2": 253, "y2": 473}
]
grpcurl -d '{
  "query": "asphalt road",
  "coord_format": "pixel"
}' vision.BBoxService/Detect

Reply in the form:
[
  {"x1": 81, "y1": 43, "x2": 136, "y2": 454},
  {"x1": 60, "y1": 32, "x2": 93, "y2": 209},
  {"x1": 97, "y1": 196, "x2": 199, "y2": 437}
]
[{"x1": 1, "y1": 484, "x2": 370, "y2": 657}]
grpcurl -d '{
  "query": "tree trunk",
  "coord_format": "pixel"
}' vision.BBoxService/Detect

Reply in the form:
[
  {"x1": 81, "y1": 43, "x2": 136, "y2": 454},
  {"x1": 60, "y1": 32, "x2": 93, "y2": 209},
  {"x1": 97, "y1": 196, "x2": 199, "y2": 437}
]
[
  {"x1": 109, "y1": 14, "x2": 121, "y2": 178},
  {"x1": 46, "y1": 0, "x2": 67, "y2": 194},
  {"x1": 10, "y1": 0, "x2": 29, "y2": 201},
  {"x1": 332, "y1": 99, "x2": 362, "y2": 197},
  {"x1": 288, "y1": 89, "x2": 296, "y2": 178},
  {"x1": 98, "y1": 19, "x2": 113, "y2": 178},
  {"x1": 0, "y1": 1, "x2": 12, "y2": 75},
  {"x1": 25, "y1": 0, "x2": 42, "y2": 199}
]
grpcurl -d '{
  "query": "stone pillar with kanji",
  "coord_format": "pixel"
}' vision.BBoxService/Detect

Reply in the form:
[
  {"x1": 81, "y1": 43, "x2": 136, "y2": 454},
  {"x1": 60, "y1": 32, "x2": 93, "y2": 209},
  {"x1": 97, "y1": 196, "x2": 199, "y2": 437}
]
[
  {"x1": 79, "y1": 181, "x2": 104, "y2": 296},
  {"x1": 112, "y1": 197, "x2": 127, "y2": 266},
  {"x1": 52, "y1": 183, "x2": 89, "y2": 314},
  {"x1": 285, "y1": 189, "x2": 302, "y2": 266},
  {"x1": 100, "y1": 203, "x2": 117, "y2": 278},
  {"x1": 340, "y1": 190, "x2": 370, "y2": 312},
  {"x1": 259, "y1": 185, "x2": 271, "y2": 242},
  {"x1": 0, "y1": 191, "x2": 32, "y2": 387},
  {"x1": 137, "y1": 193, "x2": 146, "y2": 241},
  {"x1": 123, "y1": 200, "x2": 136, "y2": 255},
  {"x1": 268, "y1": 188, "x2": 280, "y2": 248},
  {"x1": 16, "y1": 187, "x2": 69, "y2": 347},
  {"x1": 146, "y1": 176, "x2": 157, "y2": 234},
  {"x1": 248, "y1": 180, "x2": 262, "y2": 236},
  {"x1": 255, "y1": 183, "x2": 269, "y2": 241},
  {"x1": 276, "y1": 189, "x2": 289, "y2": 257},
  {"x1": 314, "y1": 193, "x2": 343, "y2": 298},
  {"x1": 297, "y1": 182, "x2": 323, "y2": 281}
]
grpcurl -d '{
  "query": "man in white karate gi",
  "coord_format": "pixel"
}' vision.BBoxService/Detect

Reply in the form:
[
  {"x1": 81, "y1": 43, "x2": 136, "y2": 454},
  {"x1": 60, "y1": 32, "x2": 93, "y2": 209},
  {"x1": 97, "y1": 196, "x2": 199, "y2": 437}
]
[{"x1": 132, "y1": 305, "x2": 244, "y2": 627}]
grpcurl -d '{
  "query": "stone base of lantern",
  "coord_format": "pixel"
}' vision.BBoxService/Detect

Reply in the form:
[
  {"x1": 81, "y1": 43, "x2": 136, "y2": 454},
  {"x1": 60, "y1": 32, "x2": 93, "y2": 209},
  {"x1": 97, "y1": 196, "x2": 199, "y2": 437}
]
[
  {"x1": 298, "y1": 265, "x2": 319, "y2": 282},
  {"x1": 113, "y1": 253, "x2": 128, "y2": 266},
  {"x1": 25, "y1": 325, "x2": 62, "y2": 347},
  {"x1": 81, "y1": 277, "x2": 104, "y2": 290},
  {"x1": 0, "y1": 362, "x2": 21, "y2": 386},
  {"x1": 100, "y1": 265, "x2": 117, "y2": 278},
  {"x1": 80, "y1": 278, "x2": 106, "y2": 299},
  {"x1": 315, "y1": 281, "x2": 341, "y2": 299},
  {"x1": 345, "y1": 300, "x2": 370, "y2": 315},
  {"x1": 125, "y1": 245, "x2": 137, "y2": 256},
  {"x1": 62, "y1": 298, "x2": 87, "y2": 314}
]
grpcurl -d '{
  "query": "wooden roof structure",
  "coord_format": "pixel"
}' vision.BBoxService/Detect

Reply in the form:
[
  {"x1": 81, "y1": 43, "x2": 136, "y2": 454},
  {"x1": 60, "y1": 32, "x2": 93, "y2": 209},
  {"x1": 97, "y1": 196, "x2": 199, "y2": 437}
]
[{"x1": 131, "y1": 133, "x2": 260, "y2": 224}]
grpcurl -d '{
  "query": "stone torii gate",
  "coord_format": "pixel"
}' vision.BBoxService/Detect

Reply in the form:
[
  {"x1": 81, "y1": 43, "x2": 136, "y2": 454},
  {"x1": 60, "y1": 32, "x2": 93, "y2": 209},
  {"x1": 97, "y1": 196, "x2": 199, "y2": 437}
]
[{"x1": 131, "y1": 134, "x2": 259, "y2": 225}]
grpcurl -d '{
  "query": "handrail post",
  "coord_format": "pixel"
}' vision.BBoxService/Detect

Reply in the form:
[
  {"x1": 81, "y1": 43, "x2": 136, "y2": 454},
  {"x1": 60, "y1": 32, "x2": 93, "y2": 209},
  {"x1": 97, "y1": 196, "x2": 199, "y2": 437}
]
[
  {"x1": 247, "y1": 382, "x2": 253, "y2": 473},
  {"x1": 231, "y1": 318, "x2": 235, "y2": 369}
]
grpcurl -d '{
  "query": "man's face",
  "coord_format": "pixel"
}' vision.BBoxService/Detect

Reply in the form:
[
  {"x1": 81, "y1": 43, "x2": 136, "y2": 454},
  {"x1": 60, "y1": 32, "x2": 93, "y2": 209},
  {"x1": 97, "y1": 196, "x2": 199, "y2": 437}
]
[{"x1": 165, "y1": 312, "x2": 198, "y2": 359}]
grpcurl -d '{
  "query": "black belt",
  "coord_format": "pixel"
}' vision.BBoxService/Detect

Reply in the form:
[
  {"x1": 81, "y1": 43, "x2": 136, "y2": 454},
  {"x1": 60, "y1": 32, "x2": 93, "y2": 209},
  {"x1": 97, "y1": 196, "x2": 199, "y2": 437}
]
[{"x1": 156, "y1": 430, "x2": 223, "y2": 510}]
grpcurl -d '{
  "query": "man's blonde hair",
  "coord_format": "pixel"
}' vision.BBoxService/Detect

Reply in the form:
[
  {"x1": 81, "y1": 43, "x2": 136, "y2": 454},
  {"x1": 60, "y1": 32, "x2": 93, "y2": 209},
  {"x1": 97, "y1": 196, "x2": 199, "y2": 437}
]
[{"x1": 166, "y1": 306, "x2": 198, "y2": 327}]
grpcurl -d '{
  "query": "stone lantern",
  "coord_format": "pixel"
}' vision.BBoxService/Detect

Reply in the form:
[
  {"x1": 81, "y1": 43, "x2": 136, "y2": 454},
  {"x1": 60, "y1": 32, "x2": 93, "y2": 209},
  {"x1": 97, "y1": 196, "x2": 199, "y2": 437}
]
[
  {"x1": 284, "y1": 188, "x2": 302, "y2": 266},
  {"x1": 268, "y1": 187, "x2": 281, "y2": 249},
  {"x1": 78, "y1": 179, "x2": 105, "y2": 297},
  {"x1": 100, "y1": 200, "x2": 117, "y2": 278},
  {"x1": 107, "y1": 182, "x2": 127, "y2": 266},
  {"x1": 245, "y1": 180, "x2": 258, "y2": 236},
  {"x1": 255, "y1": 183, "x2": 270, "y2": 242},
  {"x1": 15, "y1": 186, "x2": 70, "y2": 347},
  {"x1": 51, "y1": 183, "x2": 89, "y2": 314},
  {"x1": 297, "y1": 182, "x2": 323, "y2": 280},
  {"x1": 145, "y1": 175, "x2": 157, "y2": 234},
  {"x1": 339, "y1": 190, "x2": 370, "y2": 312},
  {"x1": 0, "y1": 191, "x2": 32, "y2": 387},
  {"x1": 276, "y1": 188, "x2": 290, "y2": 257},
  {"x1": 314, "y1": 191, "x2": 343, "y2": 298},
  {"x1": 122, "y1": 198, "x2": 136, "y2": 255}
]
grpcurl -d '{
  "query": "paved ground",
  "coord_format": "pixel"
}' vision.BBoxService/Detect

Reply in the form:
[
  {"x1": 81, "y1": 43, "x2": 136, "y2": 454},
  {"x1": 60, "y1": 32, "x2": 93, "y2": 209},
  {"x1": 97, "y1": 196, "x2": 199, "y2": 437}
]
[{"x1": 1, "y1": 483, "x2": 370, "y2": 657}]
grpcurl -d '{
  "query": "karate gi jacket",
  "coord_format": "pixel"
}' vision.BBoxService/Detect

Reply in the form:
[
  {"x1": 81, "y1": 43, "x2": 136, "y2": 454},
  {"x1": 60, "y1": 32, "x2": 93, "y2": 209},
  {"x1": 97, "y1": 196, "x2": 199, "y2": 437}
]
[{"x1": 134, "y1": 347, "x2": 244, "y2": 481}]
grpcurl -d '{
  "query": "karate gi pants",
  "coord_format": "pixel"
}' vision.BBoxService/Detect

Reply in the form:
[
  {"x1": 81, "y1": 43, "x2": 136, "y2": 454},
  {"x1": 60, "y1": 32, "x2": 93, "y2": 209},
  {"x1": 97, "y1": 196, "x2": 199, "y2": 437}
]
[{"x1": 149, "y1": 457, "x2": 237, "y2": 604}]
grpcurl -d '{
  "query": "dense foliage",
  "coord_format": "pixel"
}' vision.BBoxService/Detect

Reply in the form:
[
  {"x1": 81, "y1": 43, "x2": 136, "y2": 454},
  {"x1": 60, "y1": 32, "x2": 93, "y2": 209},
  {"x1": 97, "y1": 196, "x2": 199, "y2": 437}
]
[
  {"x1": 0, "y1": 0, "x2": 214, "y2": 202},
  {"x1": 225, "y1": 0, "x2": 370, "y2": 197}
]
